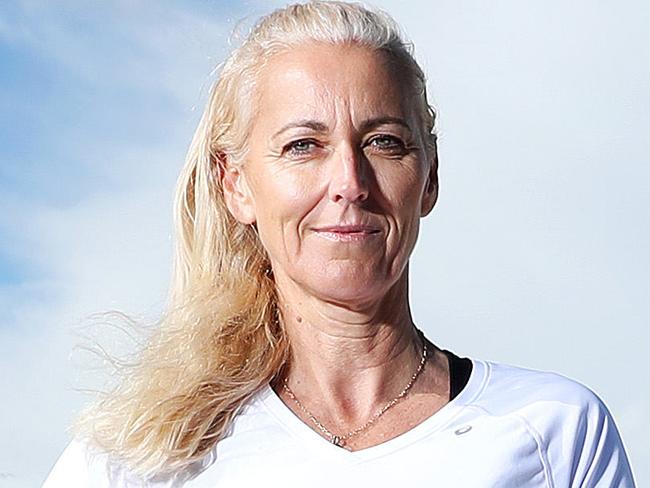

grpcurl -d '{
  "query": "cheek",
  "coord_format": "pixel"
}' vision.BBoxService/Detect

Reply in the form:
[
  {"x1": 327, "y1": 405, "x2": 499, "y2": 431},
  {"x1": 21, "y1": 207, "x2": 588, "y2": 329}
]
[
  {"x1": 250, "y1": 170, "x2": 322, "y2": 246},
  {"x1": 376, "y1": 164, "x2": 427, "y2": 215},
  {"x1": 375, "y1": 164, "x2": 427, "y2": 260}
]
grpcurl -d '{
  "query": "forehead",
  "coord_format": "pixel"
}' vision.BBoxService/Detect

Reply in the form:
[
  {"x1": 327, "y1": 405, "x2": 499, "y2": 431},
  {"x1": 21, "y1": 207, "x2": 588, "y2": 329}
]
[{"x1": 253, "y1": 42, "x2": 415, "y2": 128}]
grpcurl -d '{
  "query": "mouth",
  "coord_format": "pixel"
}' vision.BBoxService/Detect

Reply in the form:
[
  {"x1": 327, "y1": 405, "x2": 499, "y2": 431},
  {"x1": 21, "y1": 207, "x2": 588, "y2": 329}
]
[{"x1": 312, "y1": 225, "x2": 381, "y2": 242}]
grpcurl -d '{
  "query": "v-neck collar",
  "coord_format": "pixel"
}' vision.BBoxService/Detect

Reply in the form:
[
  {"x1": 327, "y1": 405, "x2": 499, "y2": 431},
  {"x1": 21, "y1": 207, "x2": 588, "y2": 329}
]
[{"x1": 257, "y1": 358, "x2": 488, "y2": 464}]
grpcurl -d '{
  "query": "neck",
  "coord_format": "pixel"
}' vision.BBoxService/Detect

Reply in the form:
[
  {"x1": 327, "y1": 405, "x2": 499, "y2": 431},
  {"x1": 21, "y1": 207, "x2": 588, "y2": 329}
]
[{"x1": 273, "y1": 270, "x2": 425, "y2": 425}]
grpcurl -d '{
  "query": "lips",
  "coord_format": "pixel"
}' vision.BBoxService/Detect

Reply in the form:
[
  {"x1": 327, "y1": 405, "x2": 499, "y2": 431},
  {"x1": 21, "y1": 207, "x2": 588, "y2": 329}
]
[
  {"x1": 315, "y1": 224, "x2": 380, "y2": 233},
  {"x1": 313, "y1": 224, "x2": 381, "y2": 241}
]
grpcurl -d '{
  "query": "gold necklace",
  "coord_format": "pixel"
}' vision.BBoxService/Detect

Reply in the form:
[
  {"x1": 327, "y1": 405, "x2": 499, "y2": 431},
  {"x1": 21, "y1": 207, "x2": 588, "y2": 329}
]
[{"x1": 282, "y1": 336, "x2": 428, "y2": 449}]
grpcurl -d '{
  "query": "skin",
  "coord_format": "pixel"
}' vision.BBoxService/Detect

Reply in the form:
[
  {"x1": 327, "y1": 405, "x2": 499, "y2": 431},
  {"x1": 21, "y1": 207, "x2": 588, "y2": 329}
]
[{"x1": 222, "y1": 42, "x2": 450, "y2": 451}]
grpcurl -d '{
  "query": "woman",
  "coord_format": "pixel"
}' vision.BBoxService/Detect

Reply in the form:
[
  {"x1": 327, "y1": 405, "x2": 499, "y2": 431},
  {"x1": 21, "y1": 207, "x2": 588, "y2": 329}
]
[{"x1": 44, "y1": 2, "x2": 635, "y2": 487}]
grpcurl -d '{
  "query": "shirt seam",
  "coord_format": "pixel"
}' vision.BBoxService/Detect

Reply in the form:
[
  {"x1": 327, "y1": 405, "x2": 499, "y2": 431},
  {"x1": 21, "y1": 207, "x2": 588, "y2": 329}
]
[
  {"x1": 515, "y1": 412, "x2": 555, "y2": 488},
  {"x1": 472, "y1": 403, "x2": 555, "y2": 488}
]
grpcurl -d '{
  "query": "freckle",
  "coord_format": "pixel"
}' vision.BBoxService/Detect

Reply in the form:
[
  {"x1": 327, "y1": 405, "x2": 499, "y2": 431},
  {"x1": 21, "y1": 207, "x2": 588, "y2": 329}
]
[{"x1": 296, "y1": 316, "x2": 303, "y2": 323}]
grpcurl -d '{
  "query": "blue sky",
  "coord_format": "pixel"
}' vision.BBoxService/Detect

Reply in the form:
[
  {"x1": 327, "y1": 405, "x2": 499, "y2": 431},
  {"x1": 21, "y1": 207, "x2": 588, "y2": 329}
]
[{"x1": 1, "y1": 1, "x2": 649, "y2": 486}]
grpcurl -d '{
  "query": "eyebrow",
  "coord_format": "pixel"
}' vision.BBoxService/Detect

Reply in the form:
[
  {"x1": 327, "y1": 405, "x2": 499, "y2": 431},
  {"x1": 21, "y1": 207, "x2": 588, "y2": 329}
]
[
  {"x1": 271, "y1": 116, "x2": 412, "y2": 140},
  {"x1": 359, "y1": 116, "x2": 412, "y2": 135},
  {"x1": 272, "y1": 120, "x2": 329, "y2": 140}
]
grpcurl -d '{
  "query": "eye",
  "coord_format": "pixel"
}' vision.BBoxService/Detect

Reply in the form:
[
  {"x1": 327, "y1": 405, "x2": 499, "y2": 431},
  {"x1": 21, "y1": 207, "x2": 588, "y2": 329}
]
[
  {"x1": 283, "y1": 139, "x2": 319, "y2": 157},
  {"x1": 366, "y1": 135, "x2": 406, "y2": 154}
]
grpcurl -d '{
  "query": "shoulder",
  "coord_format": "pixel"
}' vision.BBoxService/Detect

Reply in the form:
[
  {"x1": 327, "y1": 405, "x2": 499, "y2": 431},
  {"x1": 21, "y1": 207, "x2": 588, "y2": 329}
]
[
  {"x1": 42, "y1": 389, "x2": 280, "y2": 488},
  {"x1": 42, "y1": 439, "x2": 173, "y2": 488},
  {"x1": 466, "y1": 359, "x2": 636, "y2": 487},
  {"x1": 43, "y1": 439, "x2": 111, "y2": 488},
  {"x1": 473, "y1": 360, "x2": 617, "y2": 447},
  {"x1": 476, "y1": 360, "x2": 603, "y2": 413}
]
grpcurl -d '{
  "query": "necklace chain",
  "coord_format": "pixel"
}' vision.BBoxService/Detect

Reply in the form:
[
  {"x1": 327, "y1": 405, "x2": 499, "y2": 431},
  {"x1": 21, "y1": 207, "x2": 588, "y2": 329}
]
[{"x1": 282, "y1": 334, "x2": 428, "y2": 449}]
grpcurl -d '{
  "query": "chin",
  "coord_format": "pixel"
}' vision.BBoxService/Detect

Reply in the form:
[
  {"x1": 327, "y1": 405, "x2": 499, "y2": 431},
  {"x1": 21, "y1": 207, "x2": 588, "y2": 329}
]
[
  {"x1": 303, "y1": 268, "x2": 393, "y2": 307},
  {"x1": 317, "y1": 284, "x2": 377, "y2": 306}
]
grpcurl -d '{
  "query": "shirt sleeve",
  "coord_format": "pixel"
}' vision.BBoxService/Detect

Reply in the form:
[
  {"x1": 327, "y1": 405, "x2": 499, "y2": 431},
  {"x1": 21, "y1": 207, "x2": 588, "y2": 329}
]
[
  {"x1": 567, "y1": 394, "x2": 636, "y2": 488},
  {"x1": 489, "y1": 364, "x2": 637, "y2": 488}
]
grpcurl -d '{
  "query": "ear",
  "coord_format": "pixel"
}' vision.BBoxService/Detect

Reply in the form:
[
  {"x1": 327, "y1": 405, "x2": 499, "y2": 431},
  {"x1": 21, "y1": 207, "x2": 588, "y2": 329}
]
[
  {"x1": 220, "y1": 157, "x2": 257, "y2": 225},
  {"x1": 420, "y1": 140, "x2": 439, "y2": 217}
]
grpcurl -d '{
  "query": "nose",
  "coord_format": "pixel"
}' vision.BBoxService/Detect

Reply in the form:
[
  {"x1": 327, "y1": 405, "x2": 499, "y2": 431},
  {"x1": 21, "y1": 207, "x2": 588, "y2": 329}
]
[{"x1": 328, "y1": 145, "x2": 369, "y2": 204}]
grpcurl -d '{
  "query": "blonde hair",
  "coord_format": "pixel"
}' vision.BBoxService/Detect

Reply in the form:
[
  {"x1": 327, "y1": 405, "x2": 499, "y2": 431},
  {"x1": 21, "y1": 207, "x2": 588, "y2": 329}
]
[{"x1": 73, "y1": 0, "x2": 437, "y2": 479}]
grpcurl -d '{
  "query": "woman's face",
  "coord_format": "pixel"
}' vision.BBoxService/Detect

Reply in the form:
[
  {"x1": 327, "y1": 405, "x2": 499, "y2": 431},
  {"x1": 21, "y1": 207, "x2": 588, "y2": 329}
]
[{"x1": 223, "y1": 42, "x2": 437, "y2": 306}]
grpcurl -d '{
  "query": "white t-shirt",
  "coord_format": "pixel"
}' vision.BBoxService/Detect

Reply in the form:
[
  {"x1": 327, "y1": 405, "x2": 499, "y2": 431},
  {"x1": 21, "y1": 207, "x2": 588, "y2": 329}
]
[{"x1": 43, "y1": 359, "x2": 636, "y2": 487}]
